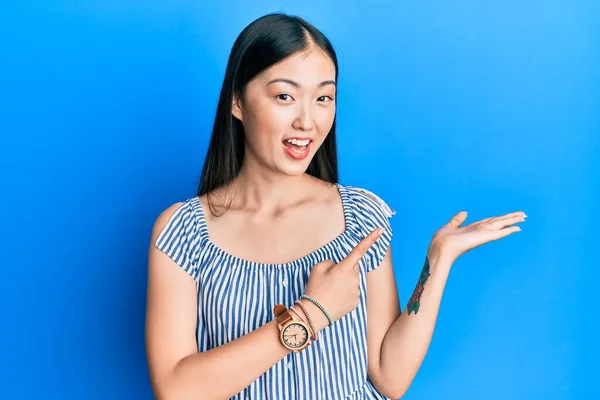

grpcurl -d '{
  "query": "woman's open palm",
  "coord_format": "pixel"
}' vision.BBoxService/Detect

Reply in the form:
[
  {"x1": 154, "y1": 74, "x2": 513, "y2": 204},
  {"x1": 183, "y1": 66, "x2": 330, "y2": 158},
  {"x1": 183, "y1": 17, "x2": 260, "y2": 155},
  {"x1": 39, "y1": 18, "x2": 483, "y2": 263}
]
[{"x1": 429, "y1": 210, "x2": 527, "y2": 264}]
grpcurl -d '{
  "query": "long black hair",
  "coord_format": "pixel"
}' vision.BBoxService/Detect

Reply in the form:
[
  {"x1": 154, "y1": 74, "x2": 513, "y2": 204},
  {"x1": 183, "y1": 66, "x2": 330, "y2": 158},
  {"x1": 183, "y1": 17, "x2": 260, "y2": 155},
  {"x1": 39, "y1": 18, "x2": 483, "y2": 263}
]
[{"x1": 197, "y1": 12, "x2": 340, "y2": 207}]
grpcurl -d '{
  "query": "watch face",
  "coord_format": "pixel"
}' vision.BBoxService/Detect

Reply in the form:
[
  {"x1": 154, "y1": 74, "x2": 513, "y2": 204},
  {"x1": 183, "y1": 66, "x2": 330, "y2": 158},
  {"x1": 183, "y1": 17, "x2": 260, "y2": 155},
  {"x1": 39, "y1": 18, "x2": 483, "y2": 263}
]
[{"x1": 282, "y1": 322, "x2": 309, "y2": 348}]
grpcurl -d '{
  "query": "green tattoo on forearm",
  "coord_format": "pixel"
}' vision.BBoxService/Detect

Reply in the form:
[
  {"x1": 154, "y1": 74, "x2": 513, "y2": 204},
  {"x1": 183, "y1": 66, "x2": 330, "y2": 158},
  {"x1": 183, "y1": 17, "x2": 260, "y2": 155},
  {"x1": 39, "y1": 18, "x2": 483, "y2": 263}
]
[{"x1": 406, "y1": 256, "x2": 431, "y2": 315}]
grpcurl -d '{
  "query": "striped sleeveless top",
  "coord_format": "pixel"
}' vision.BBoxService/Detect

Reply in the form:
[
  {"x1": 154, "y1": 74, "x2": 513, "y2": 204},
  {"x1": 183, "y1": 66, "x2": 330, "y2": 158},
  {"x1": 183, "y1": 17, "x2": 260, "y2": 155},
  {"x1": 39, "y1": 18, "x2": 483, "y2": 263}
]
[{"x1": 155, "y1": 183, "x2": 396, "y2": 399}]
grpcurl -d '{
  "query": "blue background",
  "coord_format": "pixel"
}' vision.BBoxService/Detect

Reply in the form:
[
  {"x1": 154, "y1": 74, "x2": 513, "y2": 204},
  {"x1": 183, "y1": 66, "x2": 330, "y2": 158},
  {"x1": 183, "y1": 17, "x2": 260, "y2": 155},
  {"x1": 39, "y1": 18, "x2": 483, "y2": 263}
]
[{"x1": 1, "y1": 1, "x2": 598, "y2": 399}]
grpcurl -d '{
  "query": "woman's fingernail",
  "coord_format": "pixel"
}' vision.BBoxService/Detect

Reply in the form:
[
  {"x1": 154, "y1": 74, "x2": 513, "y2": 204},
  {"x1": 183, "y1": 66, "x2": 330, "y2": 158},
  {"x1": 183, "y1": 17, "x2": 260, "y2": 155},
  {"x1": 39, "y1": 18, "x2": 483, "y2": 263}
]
[{"x1": 377, "y1": 228, "x2": 385, "y2": 235}]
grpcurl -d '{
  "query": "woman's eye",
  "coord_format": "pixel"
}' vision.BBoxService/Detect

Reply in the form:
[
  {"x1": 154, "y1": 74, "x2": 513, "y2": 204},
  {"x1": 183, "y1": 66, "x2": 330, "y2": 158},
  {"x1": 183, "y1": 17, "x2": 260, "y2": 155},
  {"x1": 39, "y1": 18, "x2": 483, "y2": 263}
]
[
  {"x1": 318, "y1": 95, "x2": 334, "y2": 102},
  {"x1": 276, "y1": 94, "x2": 293, "y2": 101}
]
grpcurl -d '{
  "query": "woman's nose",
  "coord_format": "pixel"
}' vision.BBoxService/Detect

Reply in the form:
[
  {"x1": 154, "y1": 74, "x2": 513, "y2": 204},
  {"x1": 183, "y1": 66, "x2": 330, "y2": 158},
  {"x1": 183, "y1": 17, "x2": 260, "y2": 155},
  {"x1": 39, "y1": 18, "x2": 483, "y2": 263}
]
[{"x1": 292, "y1": 104, "x2": 315, "y2": 131}]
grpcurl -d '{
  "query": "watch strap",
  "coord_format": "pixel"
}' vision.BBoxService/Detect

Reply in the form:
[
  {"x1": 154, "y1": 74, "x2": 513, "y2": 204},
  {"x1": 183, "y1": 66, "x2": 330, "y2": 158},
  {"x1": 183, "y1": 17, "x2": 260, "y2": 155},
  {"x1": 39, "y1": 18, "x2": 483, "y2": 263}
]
[{"x1": 273, "y1": 304, "x2": 292, "y2": 325}]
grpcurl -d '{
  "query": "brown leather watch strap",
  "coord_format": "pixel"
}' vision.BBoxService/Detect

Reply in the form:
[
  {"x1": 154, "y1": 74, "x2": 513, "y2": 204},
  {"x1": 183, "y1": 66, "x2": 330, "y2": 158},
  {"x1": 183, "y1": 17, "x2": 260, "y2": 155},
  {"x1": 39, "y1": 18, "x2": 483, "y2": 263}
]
[
  {"x1": 273, "y1": 304, "x2": 286, "y2": 317},
  {"x1": 273, "y1": 304, "x2": 292, "y2": 325}
]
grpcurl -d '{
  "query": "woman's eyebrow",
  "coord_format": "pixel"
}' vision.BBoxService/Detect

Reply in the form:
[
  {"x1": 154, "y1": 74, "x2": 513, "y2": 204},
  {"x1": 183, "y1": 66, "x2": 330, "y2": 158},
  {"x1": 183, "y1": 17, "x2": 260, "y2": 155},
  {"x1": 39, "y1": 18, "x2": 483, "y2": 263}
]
[{"x1": 267, "y1": 78, "x2": 336, "y2": 88}]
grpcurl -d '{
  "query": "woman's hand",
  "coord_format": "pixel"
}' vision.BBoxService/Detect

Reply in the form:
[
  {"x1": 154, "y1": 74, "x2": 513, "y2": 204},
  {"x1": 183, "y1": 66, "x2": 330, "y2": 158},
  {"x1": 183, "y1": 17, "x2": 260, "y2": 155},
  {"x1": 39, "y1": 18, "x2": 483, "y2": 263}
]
[
  {"x1": 428, "y1": 210, "x2": 527, "y2": 265},
  {"x1": 300, "y1": 228, "x2": 384, "y2": 332}
]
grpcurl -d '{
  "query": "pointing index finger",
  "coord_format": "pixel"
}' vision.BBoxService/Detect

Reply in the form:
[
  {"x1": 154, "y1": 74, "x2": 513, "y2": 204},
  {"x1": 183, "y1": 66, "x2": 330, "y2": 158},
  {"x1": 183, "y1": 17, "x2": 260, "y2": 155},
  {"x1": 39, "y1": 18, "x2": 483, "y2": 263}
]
[{"x1": 343, "y1": 228, "x2": 384, "y2": 268}]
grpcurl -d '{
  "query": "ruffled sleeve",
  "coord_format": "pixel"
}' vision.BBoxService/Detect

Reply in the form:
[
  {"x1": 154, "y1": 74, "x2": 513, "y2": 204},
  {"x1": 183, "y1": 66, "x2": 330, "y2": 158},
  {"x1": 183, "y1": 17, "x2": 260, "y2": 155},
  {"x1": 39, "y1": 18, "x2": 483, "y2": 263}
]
[
  {"x1": 154, "y1": 199, "x2": 201, "y2": 282},
  {"x1": 346, "y1": 186, "x2": 396, "y2": 272}
]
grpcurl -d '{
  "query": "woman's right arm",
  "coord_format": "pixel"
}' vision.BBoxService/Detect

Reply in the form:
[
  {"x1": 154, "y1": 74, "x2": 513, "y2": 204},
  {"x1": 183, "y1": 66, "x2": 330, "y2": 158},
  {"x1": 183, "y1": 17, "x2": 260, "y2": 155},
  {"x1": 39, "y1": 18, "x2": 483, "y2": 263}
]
[{"x1": 145, "y1": 204, "x2": 329, "y2": 400}]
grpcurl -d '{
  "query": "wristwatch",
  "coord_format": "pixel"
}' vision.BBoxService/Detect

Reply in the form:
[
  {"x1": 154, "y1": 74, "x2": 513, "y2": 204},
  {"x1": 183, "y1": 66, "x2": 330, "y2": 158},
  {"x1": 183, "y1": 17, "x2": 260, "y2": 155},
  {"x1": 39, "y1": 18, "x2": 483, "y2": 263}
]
[{"x1": 273, "y1": 304, "x2": 312, "y2": 352}]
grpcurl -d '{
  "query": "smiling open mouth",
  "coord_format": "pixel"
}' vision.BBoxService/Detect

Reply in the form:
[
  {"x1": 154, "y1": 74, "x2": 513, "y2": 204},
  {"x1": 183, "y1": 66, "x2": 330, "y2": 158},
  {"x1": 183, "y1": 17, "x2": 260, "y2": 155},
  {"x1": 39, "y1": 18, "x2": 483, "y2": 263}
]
[{"x1": 282, "y1": 138, "x2": 312, "y2": 160}]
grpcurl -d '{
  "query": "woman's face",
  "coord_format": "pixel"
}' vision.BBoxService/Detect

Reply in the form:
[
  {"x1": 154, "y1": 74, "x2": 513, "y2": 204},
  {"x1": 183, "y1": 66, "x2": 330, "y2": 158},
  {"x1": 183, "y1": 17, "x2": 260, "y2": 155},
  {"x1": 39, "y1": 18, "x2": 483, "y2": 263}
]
[{"x1": 232, "y1": 48, "x2": 337, "y2": 176}]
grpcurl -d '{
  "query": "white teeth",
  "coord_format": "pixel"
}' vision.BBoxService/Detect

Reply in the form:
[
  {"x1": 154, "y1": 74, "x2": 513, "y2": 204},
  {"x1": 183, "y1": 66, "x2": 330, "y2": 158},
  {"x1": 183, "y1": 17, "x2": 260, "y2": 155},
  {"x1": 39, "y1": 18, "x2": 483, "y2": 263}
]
[{"x1": 285, "y1": 138, "x2": 310, "y2": 146}]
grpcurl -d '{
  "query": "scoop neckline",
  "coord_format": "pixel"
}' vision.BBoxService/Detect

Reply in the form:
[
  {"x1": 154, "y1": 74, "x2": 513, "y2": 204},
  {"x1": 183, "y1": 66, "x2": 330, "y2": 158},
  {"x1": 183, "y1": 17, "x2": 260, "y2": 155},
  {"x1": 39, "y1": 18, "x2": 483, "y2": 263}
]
[{"x1": 194, "y1": 182, "x2": 356, "y2": 269}]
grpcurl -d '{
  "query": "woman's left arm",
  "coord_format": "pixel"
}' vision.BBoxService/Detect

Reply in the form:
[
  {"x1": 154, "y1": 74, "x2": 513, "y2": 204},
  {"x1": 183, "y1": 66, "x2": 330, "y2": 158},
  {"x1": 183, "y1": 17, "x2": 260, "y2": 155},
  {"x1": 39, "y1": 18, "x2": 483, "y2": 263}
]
[
  {"x1": 366, "y1": 210, "x2": 526, "y2": 399},
  {"x1": 366, "y1": 247, "x2": 451, "y2": 399}
]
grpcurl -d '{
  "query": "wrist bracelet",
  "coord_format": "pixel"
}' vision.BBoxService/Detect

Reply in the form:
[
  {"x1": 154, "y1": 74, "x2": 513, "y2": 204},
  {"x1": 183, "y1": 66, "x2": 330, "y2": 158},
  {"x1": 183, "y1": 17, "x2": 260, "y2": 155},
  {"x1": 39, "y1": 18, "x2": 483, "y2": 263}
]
[
  {"x1": 300, "y1": 294, "x2": 333, "y2": 327},
  {"x1": 294, "y1": 300, "x2": 318, "y2": 341}
]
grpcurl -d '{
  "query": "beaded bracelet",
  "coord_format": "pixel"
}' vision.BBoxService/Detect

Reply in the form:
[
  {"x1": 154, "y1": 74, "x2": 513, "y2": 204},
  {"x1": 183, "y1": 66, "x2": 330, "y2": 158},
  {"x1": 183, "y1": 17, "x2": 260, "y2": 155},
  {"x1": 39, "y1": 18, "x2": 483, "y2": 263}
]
[
  {"x1": 294, "y1": 300, "x2": 318, "y2": 341},
  {"x1": 300, "y1": 294, "x2": 334, "y2": 327}
]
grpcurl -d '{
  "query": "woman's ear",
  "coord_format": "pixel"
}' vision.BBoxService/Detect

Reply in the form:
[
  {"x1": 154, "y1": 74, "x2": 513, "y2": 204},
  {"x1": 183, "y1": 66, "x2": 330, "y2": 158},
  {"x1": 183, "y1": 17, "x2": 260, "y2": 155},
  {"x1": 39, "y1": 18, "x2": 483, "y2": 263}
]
[{"x1": 232, "y1": 93, "x2": 243, "y2": 122}]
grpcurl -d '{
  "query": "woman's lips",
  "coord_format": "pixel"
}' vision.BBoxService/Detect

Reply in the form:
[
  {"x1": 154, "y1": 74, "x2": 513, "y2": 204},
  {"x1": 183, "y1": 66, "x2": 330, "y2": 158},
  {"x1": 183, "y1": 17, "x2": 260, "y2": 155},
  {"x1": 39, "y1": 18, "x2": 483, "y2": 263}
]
[{"x1": 282, "y1": 140, "x2": 311, "y2": 160}]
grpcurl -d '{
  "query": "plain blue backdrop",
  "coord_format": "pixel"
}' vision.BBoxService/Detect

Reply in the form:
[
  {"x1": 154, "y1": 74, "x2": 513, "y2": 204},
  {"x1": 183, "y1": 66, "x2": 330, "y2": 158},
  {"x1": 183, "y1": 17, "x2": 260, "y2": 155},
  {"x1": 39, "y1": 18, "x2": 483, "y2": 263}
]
[{"x1": 1, "y1": 1, "x2": 598, "y2": 399}]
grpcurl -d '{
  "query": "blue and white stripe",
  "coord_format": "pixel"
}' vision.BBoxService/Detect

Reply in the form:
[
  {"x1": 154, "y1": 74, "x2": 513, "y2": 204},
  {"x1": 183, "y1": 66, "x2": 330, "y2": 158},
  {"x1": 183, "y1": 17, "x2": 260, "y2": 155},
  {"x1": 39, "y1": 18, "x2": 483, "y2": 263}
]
[{"x1": 155, "y1": 183, "x2": 396, "y2": 399}]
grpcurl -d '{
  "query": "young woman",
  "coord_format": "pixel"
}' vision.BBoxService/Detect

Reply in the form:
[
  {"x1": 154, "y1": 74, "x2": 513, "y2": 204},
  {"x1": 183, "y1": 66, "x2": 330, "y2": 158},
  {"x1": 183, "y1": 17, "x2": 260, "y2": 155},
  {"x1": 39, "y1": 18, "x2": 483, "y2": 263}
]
[{"x1": 145, "y1": 13, "x2": 526, "y2": 400}]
